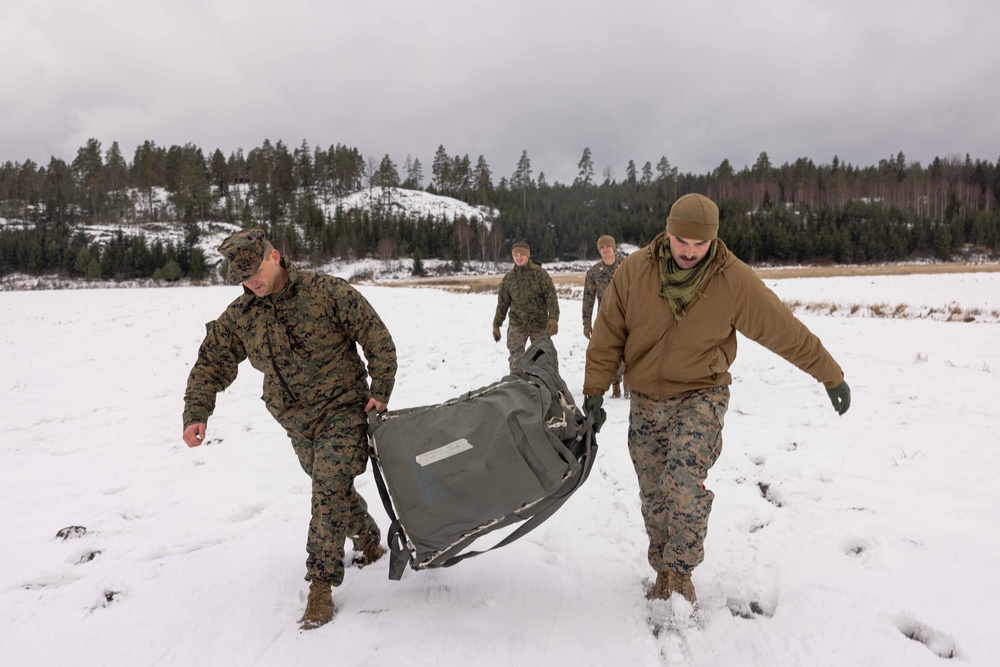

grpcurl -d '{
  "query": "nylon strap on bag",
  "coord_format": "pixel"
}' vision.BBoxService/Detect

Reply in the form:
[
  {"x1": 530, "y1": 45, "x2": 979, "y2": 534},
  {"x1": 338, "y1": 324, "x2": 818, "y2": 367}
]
[{"x1": 366, "y1": 410, "x2": 411, "y2": 580}]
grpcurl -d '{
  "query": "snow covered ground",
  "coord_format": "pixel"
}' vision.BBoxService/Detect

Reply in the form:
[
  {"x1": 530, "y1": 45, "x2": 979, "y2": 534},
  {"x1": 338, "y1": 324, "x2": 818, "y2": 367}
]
[{"x1": 1, "y1": 272, "x2": 998, "y2": 666}]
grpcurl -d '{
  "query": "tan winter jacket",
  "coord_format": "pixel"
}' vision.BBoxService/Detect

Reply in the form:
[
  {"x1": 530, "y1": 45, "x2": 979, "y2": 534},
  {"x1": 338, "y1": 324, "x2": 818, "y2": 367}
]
[{"x1": 583, "y1": 234, "x2": 844, "y2": 399}]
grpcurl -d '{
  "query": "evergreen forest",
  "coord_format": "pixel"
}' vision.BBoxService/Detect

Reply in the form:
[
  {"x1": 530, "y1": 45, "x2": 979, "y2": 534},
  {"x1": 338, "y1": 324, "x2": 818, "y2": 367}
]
[{"x1": 2, "y1": 138, "x2": 999, "y2": 282}]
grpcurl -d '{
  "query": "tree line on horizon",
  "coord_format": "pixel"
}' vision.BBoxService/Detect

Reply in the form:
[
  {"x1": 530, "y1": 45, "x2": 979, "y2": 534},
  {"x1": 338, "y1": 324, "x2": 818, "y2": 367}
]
[{"x1": 1, "y1": 138, "x2": 999, "y2": 281}]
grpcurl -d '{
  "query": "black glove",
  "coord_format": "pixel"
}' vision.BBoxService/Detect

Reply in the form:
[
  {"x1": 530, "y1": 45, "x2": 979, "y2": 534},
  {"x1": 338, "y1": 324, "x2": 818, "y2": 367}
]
[
  {"x1": 583, "y1": 395, "x2": 606, "y2": 432},
  {"x1": 826, "y1": 380, "x2": 851, "y2": 416}
]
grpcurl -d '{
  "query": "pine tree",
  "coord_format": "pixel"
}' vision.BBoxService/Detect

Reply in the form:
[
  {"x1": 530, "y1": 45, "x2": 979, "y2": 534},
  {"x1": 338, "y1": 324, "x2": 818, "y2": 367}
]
[
  {"x1": 641, "y1": 161, "x2": 653, "y2": 187},
  {"x1": 375, "y1": 154, "x2": 400, "y2": 188},
  {"x1": 576, "y1": 147, "x2": 594, "y2": 186},
  {"x1": 474, "y1": 155, "x2": 493, "y2": 200},
  {"x1": 72, "y1": 138, "x2": 104, "y2": 218},
  {"x1": 512, "y1": 150, "x2": 532, "y2": 211},
  {"x1": 104, "y1": 141, "x2": 128, "y2": 221},
  {"x1": 411, "y1": 250, "x2": 425, "y2": 276},
  {"x1": 431, "y1": 145, "x2": 449, "y2": 193},
  {"x1": 73, "y1": 246, "x2": 91, "y2": 277},
  {"x1": 403, "y1": 155, "x2": 424, "y2": 189}
]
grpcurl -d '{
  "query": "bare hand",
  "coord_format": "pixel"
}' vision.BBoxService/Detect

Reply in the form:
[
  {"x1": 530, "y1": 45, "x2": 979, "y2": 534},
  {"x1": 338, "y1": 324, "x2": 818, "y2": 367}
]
[
  {"x1": 183, "y1": 423, "x2": 206, "y2": 448},
  {"x1": 365, "y1": 397, "x2": 387, "y2": 414}
]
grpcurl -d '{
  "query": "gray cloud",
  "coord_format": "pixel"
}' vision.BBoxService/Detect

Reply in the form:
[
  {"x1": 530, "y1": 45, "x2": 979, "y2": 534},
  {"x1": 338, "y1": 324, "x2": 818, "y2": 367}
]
[{"x1": 2, "y1": 0, "x2": 998, "y2": 183}]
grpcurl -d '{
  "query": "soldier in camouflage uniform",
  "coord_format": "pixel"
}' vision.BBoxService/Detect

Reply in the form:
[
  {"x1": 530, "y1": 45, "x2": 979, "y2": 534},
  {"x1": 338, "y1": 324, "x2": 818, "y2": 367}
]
[
  {"x1": 583, "y1": 194, "x2": 851, "y2": 605},
  {"x1": 492, "y1": 240, "x2": 560, "y2": 371},
  {"x1": 582, "y1": 234, "x2": 627, "y2": 398},
  {"x1": 181, "y1": 228, "x2": 397, "y2": 630}
]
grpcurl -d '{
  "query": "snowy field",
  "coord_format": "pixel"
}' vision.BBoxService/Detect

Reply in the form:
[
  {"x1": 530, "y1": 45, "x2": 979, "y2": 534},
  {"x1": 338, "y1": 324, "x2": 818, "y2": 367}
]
[{"x1": 1, "y1": 273, "x2": 999, "y2": 666}]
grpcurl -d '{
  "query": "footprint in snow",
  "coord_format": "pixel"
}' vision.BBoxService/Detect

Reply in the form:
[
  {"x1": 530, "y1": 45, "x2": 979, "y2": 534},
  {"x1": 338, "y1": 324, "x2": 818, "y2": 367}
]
[
  {"x1": 71, "y1": 549, "x2": 102, "y2": 565},
  {"x1": 757, "y1": 481, "x2": 783, "y2": 507},
  {"x1": 91, "y1": 587, "x2": 127, "y2": 611},
  {"x1": 726, "y1": 596, "x2": 777, "y2": 619},
  {"x1": 228, "y1": 504, "x2": 265, "y2": 522},
  {"x1": 55, "y1": 525, "x2": 88, "y2": 540},
  {"x1": 895, "y1": 613, "x2": 959, "y2": 659}
]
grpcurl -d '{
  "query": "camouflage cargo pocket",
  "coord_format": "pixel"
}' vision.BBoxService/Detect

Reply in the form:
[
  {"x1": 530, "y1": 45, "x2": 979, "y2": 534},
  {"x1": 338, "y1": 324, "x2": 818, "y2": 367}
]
[{"x1": 315, "y1": 424, "x2": 369, "y2": 478}]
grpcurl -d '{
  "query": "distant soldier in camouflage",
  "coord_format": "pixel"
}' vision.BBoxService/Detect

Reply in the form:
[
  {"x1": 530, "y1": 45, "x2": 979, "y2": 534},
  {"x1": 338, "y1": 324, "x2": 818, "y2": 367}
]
[
  {"x1": 492, "y1": 240, "x2": 560, "y2": 371},
  {"x1": 583, "y1": 194, "x2": 851, "y2": 605},
  {"x1": 181, "y1": 228, "x2": 397, "y2": 630},
  {"x1": 582, "y1": 234, "x2": 627, "y2": 398}
]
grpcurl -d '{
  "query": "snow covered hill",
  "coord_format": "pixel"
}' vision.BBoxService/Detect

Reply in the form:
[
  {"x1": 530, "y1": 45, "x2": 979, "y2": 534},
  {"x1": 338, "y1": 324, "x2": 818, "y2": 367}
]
[{"x1": 326, "y1": 186, "x2": 497, "y2": 223}]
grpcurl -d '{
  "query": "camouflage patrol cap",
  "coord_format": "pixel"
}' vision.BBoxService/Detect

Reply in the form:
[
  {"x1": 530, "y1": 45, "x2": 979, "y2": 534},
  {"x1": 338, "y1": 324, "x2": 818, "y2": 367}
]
[{"x1": 218, "y1": 228, "x2": 267, "y2": 284}]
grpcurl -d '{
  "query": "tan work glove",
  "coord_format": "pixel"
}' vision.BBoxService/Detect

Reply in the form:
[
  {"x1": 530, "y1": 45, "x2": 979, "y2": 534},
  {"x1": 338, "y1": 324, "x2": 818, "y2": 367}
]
[
  {"x1": 546, "y1": 319, "x2": 558, "y2": 336},
  {"x1": 583, "y1": 324, "x2": 592, "y2": 339},
  {"x1": 492, "y1": 325, "x2": 501, "y2": 342}
]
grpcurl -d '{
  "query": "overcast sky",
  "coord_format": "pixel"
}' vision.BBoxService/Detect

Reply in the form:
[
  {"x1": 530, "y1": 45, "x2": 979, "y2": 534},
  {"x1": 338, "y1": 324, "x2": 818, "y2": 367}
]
[{"x1": 2, "y1": 0, "x2": 999, "y2": 185}]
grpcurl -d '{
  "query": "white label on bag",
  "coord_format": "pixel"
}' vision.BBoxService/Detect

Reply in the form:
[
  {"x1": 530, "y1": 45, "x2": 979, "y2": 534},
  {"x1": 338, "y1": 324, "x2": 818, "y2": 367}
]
[{"x1": 416, "y1": 438, "x2": 474, "y2": 466}]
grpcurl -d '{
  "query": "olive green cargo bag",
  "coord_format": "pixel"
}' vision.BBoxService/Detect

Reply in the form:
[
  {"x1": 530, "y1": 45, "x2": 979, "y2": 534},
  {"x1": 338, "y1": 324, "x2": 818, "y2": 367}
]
[{"x1": 367, "y1": 338, "x2": 598, "y2": 579}]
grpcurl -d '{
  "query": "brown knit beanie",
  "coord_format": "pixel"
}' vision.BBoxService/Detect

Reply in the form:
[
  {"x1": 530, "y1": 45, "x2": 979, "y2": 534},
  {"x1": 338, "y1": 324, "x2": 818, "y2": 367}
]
[
  {"x1": 665, "y1": 194, "x2": 719, "y2": 241},
  {"x1": 597, "y1": 234, "x2": 616, "y2": 249},
  {"x1": 512, "y1": 240, "x2": 531, "y2": 257}
]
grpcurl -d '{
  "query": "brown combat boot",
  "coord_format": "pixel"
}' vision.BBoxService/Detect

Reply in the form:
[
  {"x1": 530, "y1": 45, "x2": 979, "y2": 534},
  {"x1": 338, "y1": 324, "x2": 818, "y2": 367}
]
[
  {"x1": 612, "y1": 382, "x2": 622, "y2": 398},
  {"x1": 647, "y1": 570, "x2": 670, "y2": 600},
  {"x1": 351, "y1": 531, "x2": 385, "y2": 567},
  {"x1": 667, "y1": 570, "x2": 697, "y2": 604},
  {"x1": 647, "y1": 570, "x2": 697, "y2": 604},
  {"x1": 357, "y1": 542, "x2": 385, "y2": 567},
  {"x1": 300, "y1": 581, "x2": 335, "y2": 630}
]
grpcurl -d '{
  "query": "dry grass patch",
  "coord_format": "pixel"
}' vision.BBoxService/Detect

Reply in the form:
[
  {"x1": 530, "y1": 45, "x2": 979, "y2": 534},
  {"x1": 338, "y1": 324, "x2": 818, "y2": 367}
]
[
  {"x1": 370, "y1": 262, "x2": 999, "y2": 324},
  {"x1": 373, "y1": 261, "x2": 1000, "y2": 293}
]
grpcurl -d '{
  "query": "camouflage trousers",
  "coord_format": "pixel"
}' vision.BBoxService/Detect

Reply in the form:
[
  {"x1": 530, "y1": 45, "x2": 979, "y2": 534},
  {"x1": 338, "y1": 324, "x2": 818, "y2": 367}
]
[
  {"x1": 627, "y1": 386, "x2": 729, "y2": 574},
  {"x1": 506, "y1": 325, "x2": 557, "y2": 372},
  {"x1": 291, "y1": 420, "x2": 380, "y2": 586},
  {"x1": 612, "y1": 361, "x2": 626, "y2": 387}
]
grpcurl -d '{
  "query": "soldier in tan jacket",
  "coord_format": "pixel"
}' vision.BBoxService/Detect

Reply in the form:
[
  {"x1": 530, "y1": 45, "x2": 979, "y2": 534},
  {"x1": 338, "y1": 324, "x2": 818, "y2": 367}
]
[{"x1": 583, "y1": 194, "x2": 850, "y2": 605}]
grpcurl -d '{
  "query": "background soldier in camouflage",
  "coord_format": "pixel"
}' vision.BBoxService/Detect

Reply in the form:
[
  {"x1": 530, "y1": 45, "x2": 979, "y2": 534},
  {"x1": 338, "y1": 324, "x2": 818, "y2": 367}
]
[
  {"x1": 181, "y1": 228, "x2": 397, "y2": 630},
  {"x1": 583, "y1": 194, "x2": 851, "y2": 606},
  {"x1": 582, "y1": 234, "x2": 627, "y2": 398},
  {"x1": 492, "y1": 240, "x2": 560, "y2": 371}
]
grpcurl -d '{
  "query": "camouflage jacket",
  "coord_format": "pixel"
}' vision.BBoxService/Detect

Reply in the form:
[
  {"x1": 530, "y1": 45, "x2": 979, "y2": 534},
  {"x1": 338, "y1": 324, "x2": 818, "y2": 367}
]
[
  {"x1": 493, "y1": 262, "x2": 559, "y2": 332},
  {"x1": 183, "y1": 263, "x2": 397, "y2": 441},
  {"x1": 582, "y1": 255, "x2": 623, "y2": 325}
]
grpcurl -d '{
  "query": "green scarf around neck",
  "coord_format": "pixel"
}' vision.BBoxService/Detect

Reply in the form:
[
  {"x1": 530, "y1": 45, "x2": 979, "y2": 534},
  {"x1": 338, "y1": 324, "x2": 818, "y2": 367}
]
[{"x1": 658, "y1": 238, "x2": 717, "y2": 319}]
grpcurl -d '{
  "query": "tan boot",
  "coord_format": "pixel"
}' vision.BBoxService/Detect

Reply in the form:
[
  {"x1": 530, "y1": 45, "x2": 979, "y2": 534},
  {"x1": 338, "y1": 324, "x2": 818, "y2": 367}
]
[
  {"x1": 612, "y1": 382, "x2": 622, "y2": 398},
  {"x1": 300, "y1": 581, "x2": 335, "y2": 630},
  {"x1": 356, "y1": 542, "x2": 385, "y2": 567},
  {"x1": 667, "y1": 570, "x2": 697, "y2": 604},
  {"x1": 647, "y1": 570, "x2": 670, "y2": 600},
  {"x1": 351, "y1": 531, "x2": 385, "y2": 567},
  {"x1": 647, "y1": 570, "x2": 697, "y2": 603}
]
